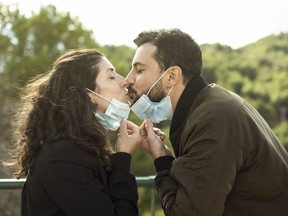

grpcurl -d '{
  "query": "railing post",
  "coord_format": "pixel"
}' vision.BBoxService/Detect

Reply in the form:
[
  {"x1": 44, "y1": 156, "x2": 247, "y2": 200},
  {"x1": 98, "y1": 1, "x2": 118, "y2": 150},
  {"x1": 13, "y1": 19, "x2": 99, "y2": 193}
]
[{"x1": 151, "y1": 188, "x2": 156, "y2": 216}]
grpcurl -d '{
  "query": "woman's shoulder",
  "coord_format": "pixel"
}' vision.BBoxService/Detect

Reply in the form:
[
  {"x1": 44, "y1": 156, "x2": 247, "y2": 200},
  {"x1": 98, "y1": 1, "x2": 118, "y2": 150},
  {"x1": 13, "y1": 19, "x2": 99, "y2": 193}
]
[
  {"x1": 39, "y1": 140, "x2": 101, "y2": 167},
  {"x1": 31, "y1": 140, "x2": 108, "y2": 189}
]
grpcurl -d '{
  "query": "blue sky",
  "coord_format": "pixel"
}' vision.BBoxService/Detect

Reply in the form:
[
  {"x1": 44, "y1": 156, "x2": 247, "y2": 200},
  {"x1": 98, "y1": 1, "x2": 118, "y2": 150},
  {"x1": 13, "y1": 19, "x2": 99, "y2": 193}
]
[{"x1": 3, "y1": 0, "x2": 288, "y2": 48}]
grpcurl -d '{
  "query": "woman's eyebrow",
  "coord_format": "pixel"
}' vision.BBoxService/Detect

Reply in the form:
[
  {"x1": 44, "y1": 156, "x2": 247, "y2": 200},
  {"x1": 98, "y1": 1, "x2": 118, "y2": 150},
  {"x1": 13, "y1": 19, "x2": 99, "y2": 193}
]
[{"x1": 106, "y1": 68, "x2": 115, "y2": 73}]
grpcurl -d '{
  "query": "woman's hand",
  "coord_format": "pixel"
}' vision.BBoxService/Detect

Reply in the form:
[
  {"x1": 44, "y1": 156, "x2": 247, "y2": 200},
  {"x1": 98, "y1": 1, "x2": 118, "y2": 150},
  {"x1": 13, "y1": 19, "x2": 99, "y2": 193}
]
[{"x1": 115, "y1": 119, "x2": 142, "y2": 154}]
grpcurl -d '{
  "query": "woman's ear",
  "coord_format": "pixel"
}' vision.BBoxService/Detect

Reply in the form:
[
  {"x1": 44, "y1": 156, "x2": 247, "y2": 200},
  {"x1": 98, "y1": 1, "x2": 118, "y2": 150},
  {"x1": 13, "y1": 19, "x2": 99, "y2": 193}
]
[
  {"x1": 86, "y1": 89, "x2": 98, "y2": 105},
  {"x1": 86, "y1": 86, "x2": 102, "y2": 105},
  {"x1": 87, "y1": 92, "x2": 95, "y2": 103},
  {"x1": 167, "y1": 66, "x2": 182, "y2": 87}
]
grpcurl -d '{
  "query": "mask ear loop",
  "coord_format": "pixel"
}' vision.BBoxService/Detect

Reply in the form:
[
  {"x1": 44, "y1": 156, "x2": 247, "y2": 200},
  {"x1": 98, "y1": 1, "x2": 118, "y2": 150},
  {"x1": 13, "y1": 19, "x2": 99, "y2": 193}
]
[
  {"x1": 86, "y1": 88, "x2": 111, "y2": 103},
  {"x1": 167, "y1": 85, "x2": 174, "y2": 96},
  {"x1": 147, "y1": 67, "x2": 172, "y2": 97}
]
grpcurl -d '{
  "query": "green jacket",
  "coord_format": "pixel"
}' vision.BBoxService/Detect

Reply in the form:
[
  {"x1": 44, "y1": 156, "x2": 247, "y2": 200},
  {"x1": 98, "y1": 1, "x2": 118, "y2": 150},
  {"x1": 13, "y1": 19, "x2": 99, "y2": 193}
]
[{"x1": 154, "y1": 76, "x2": 288, "y2": 216}]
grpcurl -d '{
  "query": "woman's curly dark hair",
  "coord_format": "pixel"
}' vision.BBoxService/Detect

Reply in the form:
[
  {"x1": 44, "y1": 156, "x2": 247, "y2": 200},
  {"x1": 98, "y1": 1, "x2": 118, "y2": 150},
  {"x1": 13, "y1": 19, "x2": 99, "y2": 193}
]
[{"x1": 11, "y1": 49, "x2": 113, "y2": 178}]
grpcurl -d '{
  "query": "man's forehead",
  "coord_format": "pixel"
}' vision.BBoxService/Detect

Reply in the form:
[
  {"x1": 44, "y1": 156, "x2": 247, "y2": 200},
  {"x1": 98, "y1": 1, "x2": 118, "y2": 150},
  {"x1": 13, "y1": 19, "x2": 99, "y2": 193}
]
[{"x1": 132, "y1": 44, "x2": 157, "y2": 67}]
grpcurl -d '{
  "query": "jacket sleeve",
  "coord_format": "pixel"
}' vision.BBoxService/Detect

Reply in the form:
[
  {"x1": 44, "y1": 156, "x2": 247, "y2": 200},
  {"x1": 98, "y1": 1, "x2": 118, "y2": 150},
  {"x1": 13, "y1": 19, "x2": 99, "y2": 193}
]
[
  {"x1": 41, "y1": 151, "x2": 138, "y2": 216},
  {"x1": 108, "y1": 152, "x2": 139, "y2": 216},
  {"x1": 155, "y1": 118, "x2": 243, "y2": 216}
]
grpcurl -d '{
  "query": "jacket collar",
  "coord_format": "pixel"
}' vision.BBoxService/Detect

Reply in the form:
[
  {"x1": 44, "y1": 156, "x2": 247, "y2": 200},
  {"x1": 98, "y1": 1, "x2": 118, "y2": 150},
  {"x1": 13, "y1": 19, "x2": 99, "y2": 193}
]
[{"x1": 170, "y1": 75, "x2": 208, "y2": 139}]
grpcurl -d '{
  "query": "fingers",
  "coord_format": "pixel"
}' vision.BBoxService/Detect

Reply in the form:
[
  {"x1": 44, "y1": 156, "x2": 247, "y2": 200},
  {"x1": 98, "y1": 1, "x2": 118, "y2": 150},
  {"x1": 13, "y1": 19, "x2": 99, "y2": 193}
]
[
  {"x1": 119, "y1": 119, "x2": 127, "y2": 135},
  {"x1": 139, "y1": 121, "x2": 147, "y2": 136},
  {"x1": 159, "y1": 132, "x2": 165, "y2": 141},
  {"x1": 142, "y1": 119, "x2": 170, "y2": 159},
  {"x1": 121, "y1": 119, "x2": 165, "y2": 141},
  {"x1": 118, "y1": 119, "x2": 167, "y2": 157},
  {"x1": 144, "y1": 119, "x2": 155, "y2": 137},
  {"x1": 117, "y1": 120, "x2": 141, "y2": 154},
  {"x1": 118, "y1": 119, "x2": 138, "y2": 136},
  {"x1": 152, "y1": 128, "x2": 165, "y2": 140},
  {"x1": 127, "y1": 129, "x2": 133, "y2": 135},
  {"x1": 142, "y1": 119, "x2": 166, "y2": 141},
  {"x1": 126, "y1": 120, "x2": 140, "y2": 135}
]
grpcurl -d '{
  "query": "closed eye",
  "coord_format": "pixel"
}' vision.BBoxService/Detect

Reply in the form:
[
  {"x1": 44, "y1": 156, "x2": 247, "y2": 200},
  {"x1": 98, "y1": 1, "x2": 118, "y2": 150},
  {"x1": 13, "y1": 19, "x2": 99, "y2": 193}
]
[
  {"x1": 137, "y1": 69, "x2": 144, "y2": 74},
  {"x1": 107, "y1": 69, "x2": 115, "y2": 79}
]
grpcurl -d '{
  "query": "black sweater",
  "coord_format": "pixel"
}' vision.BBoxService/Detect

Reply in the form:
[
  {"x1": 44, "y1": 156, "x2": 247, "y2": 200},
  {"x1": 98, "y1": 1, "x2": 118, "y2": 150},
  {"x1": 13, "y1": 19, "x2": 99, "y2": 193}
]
[{"x1": 21, "y1": 140, "x2": 138, "y2": 216}]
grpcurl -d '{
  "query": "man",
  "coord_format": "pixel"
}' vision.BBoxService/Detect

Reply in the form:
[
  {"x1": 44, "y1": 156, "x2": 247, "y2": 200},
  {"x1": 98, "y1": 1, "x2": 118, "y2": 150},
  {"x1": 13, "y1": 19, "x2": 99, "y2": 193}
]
[{"x1": 126, "y1": 28, "x2": 288, "y2": 216}]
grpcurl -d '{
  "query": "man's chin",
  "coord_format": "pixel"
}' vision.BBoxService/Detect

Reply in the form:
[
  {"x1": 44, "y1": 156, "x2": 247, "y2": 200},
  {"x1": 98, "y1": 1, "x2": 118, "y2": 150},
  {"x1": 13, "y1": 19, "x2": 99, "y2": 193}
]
[
  {"x1": 127, "y1": 98, "x2": 134, "y2": 106},
  {"x1": 129, "y1": 96, "x2": 140, "y2": 107},
  {"x1": 128, "y1": 92, "x2": 138, "y2": 105}
]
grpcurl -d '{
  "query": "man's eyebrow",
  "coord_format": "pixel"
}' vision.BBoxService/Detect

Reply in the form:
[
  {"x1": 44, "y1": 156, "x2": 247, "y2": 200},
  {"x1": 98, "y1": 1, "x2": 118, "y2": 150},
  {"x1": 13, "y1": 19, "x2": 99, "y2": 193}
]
[{"x1": 132, "y1": 62, "x2": 146, "y2": 68}]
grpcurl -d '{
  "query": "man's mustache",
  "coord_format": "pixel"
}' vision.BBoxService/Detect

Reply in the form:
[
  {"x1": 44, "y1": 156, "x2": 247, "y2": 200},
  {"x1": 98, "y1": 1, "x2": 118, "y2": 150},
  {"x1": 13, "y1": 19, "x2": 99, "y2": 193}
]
[{"x1": 127, "y1": 87, "x2": 137, "y2": 95}]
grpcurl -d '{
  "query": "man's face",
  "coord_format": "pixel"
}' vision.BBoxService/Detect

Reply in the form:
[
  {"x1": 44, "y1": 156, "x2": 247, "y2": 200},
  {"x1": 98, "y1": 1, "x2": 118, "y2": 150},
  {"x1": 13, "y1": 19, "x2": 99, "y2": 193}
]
[{"x1": 126, "y1": 43, "x2": 165, "y2": 104}]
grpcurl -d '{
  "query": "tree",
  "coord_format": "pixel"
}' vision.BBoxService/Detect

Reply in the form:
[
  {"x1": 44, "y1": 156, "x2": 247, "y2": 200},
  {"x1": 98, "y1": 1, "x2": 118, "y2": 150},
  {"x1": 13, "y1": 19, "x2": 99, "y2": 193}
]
[{"x1": 1, "y1": 4, "x2": 99, "y2": 86}]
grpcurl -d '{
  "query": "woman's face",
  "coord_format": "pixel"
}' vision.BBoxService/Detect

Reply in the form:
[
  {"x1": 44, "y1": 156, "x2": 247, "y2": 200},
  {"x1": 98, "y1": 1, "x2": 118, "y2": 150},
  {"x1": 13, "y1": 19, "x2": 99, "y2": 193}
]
[{"x1": 90, "y1": 57, "x2": 129, "y2": 112}]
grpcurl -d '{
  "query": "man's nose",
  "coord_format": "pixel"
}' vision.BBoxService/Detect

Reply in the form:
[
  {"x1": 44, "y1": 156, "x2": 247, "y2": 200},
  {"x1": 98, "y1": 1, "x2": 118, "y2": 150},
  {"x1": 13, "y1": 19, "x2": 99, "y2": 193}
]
[{"x1": 125, "y1": 70, "x2": 134, "y2": 86}]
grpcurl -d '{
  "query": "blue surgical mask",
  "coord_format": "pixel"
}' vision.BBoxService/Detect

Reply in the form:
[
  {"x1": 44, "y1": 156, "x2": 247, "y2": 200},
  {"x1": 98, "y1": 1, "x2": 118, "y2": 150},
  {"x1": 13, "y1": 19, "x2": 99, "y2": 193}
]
[
  {"x1": 130, "y1": 67, "x2": 173, "y2": 124},
  {"x1": 86, "y1": 88, "x2": 130, "y2": 131}
]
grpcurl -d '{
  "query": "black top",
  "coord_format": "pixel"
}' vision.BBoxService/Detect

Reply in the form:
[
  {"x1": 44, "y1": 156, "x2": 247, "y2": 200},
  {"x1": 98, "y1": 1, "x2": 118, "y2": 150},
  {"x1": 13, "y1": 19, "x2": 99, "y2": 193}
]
[{"x1": 21, "y1": 140, "x2": 138, "y2": 216}]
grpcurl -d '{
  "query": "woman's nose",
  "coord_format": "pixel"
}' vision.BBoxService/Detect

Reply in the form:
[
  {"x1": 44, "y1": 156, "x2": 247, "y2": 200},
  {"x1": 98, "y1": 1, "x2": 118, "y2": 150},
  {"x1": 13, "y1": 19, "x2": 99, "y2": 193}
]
[{"x1": 119, "y1": 75, "x2": 128, "y2": 88}]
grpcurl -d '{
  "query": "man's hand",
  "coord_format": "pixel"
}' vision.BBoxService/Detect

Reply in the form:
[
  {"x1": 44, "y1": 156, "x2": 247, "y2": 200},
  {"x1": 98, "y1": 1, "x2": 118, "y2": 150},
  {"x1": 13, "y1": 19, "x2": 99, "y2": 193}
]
[{"x1": 139, "y1": 119, "x2": 171, "y2": 159}]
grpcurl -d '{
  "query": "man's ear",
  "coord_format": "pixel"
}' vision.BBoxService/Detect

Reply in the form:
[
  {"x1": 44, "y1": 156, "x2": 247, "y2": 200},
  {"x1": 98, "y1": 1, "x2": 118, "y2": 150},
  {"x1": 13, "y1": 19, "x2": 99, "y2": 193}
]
[{"x1": 167, "y1": 66, "x2": 182, "y2": 87}]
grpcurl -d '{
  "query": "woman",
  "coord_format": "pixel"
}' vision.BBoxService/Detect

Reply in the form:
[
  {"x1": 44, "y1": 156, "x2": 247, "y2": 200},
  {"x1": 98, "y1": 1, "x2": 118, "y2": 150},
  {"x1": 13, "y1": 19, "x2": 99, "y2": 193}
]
[{"x1": 10, "y1": 49, "x2": 141, "y2": 215}]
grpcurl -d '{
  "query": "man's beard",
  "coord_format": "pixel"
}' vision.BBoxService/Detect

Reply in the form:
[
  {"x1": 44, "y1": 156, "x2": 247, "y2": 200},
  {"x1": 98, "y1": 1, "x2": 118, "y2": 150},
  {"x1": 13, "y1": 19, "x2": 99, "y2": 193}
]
[
  {"x1": 147, "y1": 81, "x2": 166, "y2": 102},
  {"x1": 129, "y1": 81, "x2": 166, "y2": 106}
]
